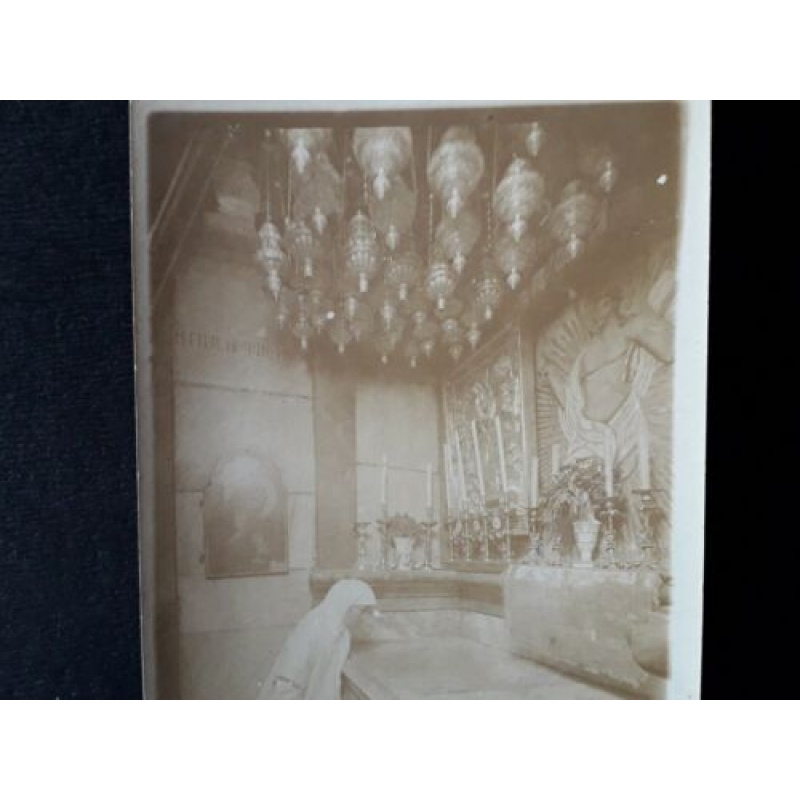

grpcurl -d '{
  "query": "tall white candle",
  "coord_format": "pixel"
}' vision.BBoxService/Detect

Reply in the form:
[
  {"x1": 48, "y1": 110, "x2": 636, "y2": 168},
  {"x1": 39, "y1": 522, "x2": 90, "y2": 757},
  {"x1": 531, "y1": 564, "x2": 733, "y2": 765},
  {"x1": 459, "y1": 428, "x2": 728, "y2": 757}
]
[
  {"x1": 472, "y1": 420, "x2": 486, "y2": 501},
  {"x1": 551, "y1": 443, "x2": 560, "y2": 476},
  {"x1": 495, "y1": 416, "x2": 508, "y2": 493},
  {"x1": 638, "y1": 411, "x2": 651, "y2": 489},
  {"x1": 604, "y1": 427, "x2": 614, "y2": 497},
  {"x1": 380, "y1": 454, "x2": 388, "y2": 505},
  {"x1": 455, "y1": 433, "x2": 467, "y2": 512},
  {"x1": 443, "y1": 444, "x2": 453, "y2": 509},
  {"x1": 426, "y1": 463, "x2": 433, "y2": 509},
  {"x1": 530, "y1": 455, "x2": 539, "y2": 506}
]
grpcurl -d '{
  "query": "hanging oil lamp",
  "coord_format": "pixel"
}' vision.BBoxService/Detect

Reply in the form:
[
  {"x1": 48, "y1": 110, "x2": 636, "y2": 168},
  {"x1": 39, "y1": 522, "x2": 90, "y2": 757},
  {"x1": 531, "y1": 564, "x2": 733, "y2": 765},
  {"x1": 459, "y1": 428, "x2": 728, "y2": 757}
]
[
  {"x1": 286, "y1": 219, "x2": 315, "y2": 280},
  {"x1": 345, "y1": 210, "x2": 379, "y2": 293},
  {"x1": 427, "y1": 127, "x2": 485, "y2": 219},
  {"x1": 349, "y1": 303, "x2": 374, "y2": 344},
  {"x1": 460, "y1": 305, "x2": 482, "y2": 350},
  {"x1": 413, "y1": 318, "x2": 439, "y2": 359},
  {"x1": 525, "y1": 122, "x2": 545, "y2": 158},
  {"x1": 435, "y1": 207, "x2": 481, "y2": 275},
  {"x1": 496, "y1": 232, "x2": 536, "y2": 291},
  {"x1": 292, "y1": 152, "x2": 344, "y2": 235},
  {"x1": 441, "y1": 317, "x2": 464, "y2": 361},
  {"x1": 327, "y1": 314, "x2": 352, "y2": 355},
  {"x1": 549, "y1": 180, "x2": 600, "y2": 261},
  {"x1": 257, "y1": 220, "x2": 288, "y2": 301},
  {"x1": 368, "y1": 176, "x2": 416, "y2": 251},
  {"x1": 473, "y1": 256, "x2": 503, "y2": 322},
  {"x1": 405, "y1": 338, "x2": 421, "y2": 369},
  {"x1": 385, "y1": 250, "x2": 419, "y2": 302},
  {"x1": 493, "y1": 157, "x2": 546, "y2": 243},
  {"x1": 282, "y1": 128, "x2": 332, "y2": 176},
  {"x1": 353, "y1": 127, "x2": 413, "y2": 200}
]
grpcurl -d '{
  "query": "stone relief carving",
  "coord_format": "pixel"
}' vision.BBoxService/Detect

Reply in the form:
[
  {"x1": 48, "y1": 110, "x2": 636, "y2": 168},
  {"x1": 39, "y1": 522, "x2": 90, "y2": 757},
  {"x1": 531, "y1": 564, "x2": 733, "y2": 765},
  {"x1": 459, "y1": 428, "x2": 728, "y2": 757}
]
[{"x1": 535, "y1": 241, "x2": 676, "y2": 561}]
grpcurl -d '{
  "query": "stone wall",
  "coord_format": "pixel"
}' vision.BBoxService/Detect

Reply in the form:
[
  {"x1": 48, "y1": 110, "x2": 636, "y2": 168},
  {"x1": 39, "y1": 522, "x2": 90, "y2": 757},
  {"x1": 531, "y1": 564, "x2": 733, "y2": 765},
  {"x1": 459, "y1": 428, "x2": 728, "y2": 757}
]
[{"x1": 172, "y1": 240, "x2": 314, "y2": 699}]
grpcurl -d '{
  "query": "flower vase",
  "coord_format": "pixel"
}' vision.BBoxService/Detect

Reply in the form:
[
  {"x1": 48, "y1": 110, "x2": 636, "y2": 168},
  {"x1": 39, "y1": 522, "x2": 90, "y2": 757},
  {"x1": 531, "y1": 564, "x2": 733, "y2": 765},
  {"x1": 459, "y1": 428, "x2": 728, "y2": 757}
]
[{"x1": 573, "y1": 519, "x2": 600, "y2": 568}]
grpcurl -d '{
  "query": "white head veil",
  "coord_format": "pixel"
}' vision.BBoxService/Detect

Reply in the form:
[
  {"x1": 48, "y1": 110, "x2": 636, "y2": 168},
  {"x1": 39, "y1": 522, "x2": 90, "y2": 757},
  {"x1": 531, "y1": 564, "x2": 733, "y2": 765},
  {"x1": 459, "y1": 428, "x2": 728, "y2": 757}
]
[{"x1": 260, "y1": 579, "x2": 376, "y2": 700}]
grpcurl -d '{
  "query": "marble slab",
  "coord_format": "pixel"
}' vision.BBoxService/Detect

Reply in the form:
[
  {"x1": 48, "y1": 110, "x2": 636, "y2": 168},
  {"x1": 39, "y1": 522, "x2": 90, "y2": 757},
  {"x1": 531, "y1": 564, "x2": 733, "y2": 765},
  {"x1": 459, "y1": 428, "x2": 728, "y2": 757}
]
[{"x1": 344, "y1": 637, "x2": 621, "y2": 700}]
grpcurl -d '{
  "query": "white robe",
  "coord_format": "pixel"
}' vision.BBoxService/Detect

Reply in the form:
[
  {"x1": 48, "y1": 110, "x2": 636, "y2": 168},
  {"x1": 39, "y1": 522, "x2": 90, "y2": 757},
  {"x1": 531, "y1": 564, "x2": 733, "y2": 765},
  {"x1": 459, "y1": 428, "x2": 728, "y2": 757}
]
[{"x1": 259, "y1": 579, "x2": 376, "y2": 700}]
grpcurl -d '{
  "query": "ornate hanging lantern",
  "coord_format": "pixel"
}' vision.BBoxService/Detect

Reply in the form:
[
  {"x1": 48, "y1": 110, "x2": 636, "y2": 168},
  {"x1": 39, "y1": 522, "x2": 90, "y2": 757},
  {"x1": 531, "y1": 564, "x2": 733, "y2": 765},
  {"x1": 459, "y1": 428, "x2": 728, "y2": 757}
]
[
  {"x1": 425, "y1": 259, "x2": 456, "y2": 311},
  {"x1": 368, "y1": 177, "x2": 416, "y2": 251},
  {"x1": 441, "y1": 318, "x2": 464, "y2": 361},
  {"x1": 435, "y1": 296, "x2": 463, "y2": 324},
  {"x1": 579, "y1": 144, "x2": 618, "y2": 194},
  {"x1": 496, "y1": 232, "x2": 536, "y2": 291},
  {"x1": 256, "y1": 220, "x2": 288, "y2": 301},
  {"x1": 427, "y1": 127, "x2": 485, "y2": 219},
  {"x1": 345, "y1": 210, "x2": 379, "y2": 293},
  {"x1": 306, "y1": 270, "x2": 333, "y2": 334},
  {"x1": 385, "y1": 250, "x2": 419, "y2": 302},
  {"x1": 525, "y1": 122, "x2": 545, "y2": 158},
  {"x1": 413, "y1": 319, "x2": 439, "y2": 359},
  {"x1": 493, "y1": 157, "x2": 546, "y2": 243},
  {"x1": 435, "y1": 207, "x2": 481, "y2": 274},
  {"x1": 405, "y1": 338, "x2": 421, "y2": 369},
  {"x1": 549, "y1": 180, "x2": 600, "y2": 261},
  {"x1": 286, "y1": 219, "x2": 316, "y2": 280},
  {"x1": 349, "y1": 303, "x2": 375, "y2": 343},
  {"x1": 328, "y1": 314, "x2": 352, "y2": 355},
  {"x1": 404, "y1": 291, "x2": 431, "y2": 329},
  {"x1": 473, "y1": 257, "x2": 503, "y2": 322},
  {"x1": 375, "y1": 329, "x2": 403, "y2": 365},
  {"x1": 337, "y1": 275, "x2": 362, "y2": 323},
  {"x1": 460, "y1": 305, "x2": 482, "y2": 350},
  {"x1": 292, "y1": 152, "x2": 344, "y2": 235},
  {"x1": 372, "y1": 287, "x2": 400, "y2": 333},
  {"x1": 282, "y1": 128, "x2": 333, "y2": 176},
  {"x1": 353, "y1": 127, "x2": 413, "y2": 200}
]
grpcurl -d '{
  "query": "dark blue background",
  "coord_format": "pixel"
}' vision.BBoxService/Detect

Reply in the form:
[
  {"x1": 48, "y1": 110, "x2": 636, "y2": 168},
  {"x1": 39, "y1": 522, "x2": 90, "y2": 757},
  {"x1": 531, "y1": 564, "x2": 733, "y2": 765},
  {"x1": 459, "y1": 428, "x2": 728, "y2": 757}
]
[
  {"x1": 0, "y1": 101, "x2": 796, "y2": 699},
  {"x1": 1, "y1": 102, "x2": 140, "y2": 698}
]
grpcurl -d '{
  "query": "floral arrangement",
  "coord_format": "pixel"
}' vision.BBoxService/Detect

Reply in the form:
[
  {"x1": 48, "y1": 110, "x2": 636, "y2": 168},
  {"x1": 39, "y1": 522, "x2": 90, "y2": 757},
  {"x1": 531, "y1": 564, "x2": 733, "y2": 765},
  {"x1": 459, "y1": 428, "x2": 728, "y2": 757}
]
[
  {"x1": 543, "y1": 456, "x2": 607, "y2": 522},
  {"x1": 383, "y1": 513, "x2": 423, "y2": 542}
]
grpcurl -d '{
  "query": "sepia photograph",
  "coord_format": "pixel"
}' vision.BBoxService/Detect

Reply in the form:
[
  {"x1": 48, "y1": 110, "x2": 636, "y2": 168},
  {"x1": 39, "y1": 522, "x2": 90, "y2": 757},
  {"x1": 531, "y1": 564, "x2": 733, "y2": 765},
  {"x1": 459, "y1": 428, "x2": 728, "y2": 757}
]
[{"x1": 132, "y1": 101, "x2": 709, "y2": 700}]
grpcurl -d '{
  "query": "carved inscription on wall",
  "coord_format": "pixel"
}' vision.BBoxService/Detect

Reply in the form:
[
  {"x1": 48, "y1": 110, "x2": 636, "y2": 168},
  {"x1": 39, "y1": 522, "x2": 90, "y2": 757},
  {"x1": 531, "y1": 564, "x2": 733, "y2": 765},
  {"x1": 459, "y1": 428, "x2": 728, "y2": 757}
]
[{"x1": 174, "y1": 329, "x2": 285, "y2": 361}]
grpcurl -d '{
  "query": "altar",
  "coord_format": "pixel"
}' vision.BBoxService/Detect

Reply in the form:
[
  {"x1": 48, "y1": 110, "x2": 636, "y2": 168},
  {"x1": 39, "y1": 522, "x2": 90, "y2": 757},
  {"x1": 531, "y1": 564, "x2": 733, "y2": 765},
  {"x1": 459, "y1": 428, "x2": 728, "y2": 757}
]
[{"x1": 312, "y1": 565, "x2": 667, "y2": 699}]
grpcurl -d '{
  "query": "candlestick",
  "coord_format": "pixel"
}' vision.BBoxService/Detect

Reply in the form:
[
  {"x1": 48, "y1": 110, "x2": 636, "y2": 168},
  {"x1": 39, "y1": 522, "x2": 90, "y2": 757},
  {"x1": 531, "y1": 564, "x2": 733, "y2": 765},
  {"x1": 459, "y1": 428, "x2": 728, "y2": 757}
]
[
  {"x1": 551, "y1": 443, "x2": 560, "y2": 476},
  {"x1": 380, "y1": 454, "x2": 388, "y2": 506},
  {"x1": 426, "y1": 463, "x2": 433, "y2": 508},
  {"x1": 455, "y1": 433, "x2": 467, "y2": 512},
  {"x1": 604, "y1": 427, "x2": 614, "y2": 497},
  {"x1": 443, "y1": 444, "x2": 453, "y2": 509},
  {"x1": 637, "y1": 409, "x2": 651, "y2": 489},
  {"x1": 529, "y1": 455, "x2": 539, "y2": 507},
  {"x1": 471, "y1": 420, "x2": 486, "y2": 502},
  {"x1": 495, "y1": 416, "x2": 508, "y2": 493}
]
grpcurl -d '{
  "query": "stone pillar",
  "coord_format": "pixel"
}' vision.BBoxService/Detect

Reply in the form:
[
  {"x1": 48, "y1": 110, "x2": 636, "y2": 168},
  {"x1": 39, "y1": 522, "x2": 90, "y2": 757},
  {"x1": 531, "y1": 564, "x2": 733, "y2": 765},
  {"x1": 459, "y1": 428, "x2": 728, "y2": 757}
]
[{"x1": 312, "y1": 358, "x2": 357, "y2": 569}]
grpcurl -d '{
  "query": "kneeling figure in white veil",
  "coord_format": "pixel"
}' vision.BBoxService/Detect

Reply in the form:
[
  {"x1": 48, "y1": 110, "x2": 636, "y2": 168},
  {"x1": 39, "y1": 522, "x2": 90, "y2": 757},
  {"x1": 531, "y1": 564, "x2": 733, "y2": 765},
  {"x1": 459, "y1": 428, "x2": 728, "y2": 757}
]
[{"x1": 259, "y1": 579, "x2": 377, "y2": 700}]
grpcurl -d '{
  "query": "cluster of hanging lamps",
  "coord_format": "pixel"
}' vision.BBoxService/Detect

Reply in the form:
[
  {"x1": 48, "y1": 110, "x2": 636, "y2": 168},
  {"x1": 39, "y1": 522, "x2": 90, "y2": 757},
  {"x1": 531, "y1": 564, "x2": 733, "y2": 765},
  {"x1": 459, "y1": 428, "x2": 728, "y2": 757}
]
[{"x1": 254, "y1": 117, "x2": 615, "y2": 367}]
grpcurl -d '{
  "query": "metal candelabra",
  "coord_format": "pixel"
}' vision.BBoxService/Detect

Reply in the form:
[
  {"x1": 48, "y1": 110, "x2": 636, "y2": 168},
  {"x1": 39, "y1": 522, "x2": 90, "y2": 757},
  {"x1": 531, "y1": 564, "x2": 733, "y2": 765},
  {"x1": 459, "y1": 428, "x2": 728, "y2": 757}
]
[
  {"x1": 633, "y1": 488, "x2": 659, "y2": 569},
  {"x1": 598, "y1": 495, "x2": 621, "y2": 568},
  {"x1": 524, "y1": 505, "x2": 544, "y2": 564},
  {"x1": 419, "y1": 506, "x2": 437, "y2": 570},
  {"x1": 352, "y1": 522, "x2": 371, "y2": 571}
]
